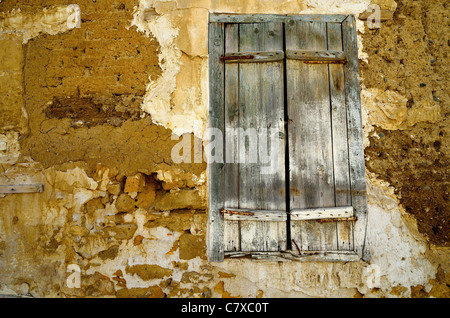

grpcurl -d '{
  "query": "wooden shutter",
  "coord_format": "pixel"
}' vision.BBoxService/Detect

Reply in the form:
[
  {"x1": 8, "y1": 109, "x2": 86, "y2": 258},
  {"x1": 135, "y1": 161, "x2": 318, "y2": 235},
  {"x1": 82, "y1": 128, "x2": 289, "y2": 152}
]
[
  {"x1": 286, "y1": 20, "x2": 354, "y2": 252},
  {"x1": 208, "y1": 14, "x2": 369, "y2": 262},
  {"x1": 222, "y1": 22, "x2": 287, "y2": 253}
]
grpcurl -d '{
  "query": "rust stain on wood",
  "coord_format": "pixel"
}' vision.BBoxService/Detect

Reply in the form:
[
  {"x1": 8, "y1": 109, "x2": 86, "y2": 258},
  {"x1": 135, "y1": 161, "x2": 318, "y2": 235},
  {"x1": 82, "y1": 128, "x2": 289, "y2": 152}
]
[
  {"x1": 316, "y1": 216, "x2": 358, "y2": 223},
  {"x1": 221, "y1": 55, "x2": 254, "y2": 62},
  {"x1": 220, "y1": 209, "x2": 255, "y2": 216},
  {"x1": 303, "y1": 60, "x2": 347, "y2": 64}
]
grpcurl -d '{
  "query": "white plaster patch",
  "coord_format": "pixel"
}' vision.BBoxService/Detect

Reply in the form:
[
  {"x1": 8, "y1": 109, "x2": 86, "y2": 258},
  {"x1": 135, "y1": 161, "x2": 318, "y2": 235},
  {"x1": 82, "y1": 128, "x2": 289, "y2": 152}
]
[
  {"x1": 85, "y1": 226, "x2": 181, "y2": 288},
  {"x1": 0, "y1": 131, "x2": 20, "y2": 164},
  {"x1": 304, "y1": 0, "x2": 371, "y2": 14},
  {"x1": 132, "y1": 0, "x2": 375, "y2": 138},
  {"x1": 0, "y1": 4, "x2": 81, "y2": 43},
  {"x1": 50, "y1": 167, "x2": 98, "y2": 191},
  {"x1": 366, "y1": 172, "x2": 436, "y2": 296}
]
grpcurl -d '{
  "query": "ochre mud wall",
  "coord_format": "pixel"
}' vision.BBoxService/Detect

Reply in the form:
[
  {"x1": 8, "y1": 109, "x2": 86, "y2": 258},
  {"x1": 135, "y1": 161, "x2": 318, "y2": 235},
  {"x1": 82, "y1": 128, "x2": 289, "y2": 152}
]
[
  {"x1": 0, "y1": 0, "x2": 448, "y2": 298},
  {"x1": 361, "y1": 0, "x2": 449, "y2": 247}
]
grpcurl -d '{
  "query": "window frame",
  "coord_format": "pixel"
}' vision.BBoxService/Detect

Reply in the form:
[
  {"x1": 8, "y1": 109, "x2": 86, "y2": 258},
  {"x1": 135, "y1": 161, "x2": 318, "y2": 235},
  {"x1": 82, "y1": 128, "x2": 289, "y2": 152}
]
[{"x1": 207, "y1": 13, "x2": 369, "y2": 262}]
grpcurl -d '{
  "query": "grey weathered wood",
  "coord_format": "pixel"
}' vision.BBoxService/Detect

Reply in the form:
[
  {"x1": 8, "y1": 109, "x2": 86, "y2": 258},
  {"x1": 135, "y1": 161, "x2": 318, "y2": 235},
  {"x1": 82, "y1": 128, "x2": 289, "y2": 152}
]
[
  {"x1": 207, "y1": 22, "x2": 225, "y2": 262},
  {"x1": 210, "y1": 14, "x2": 368, "y2": 262},
  {"x1": 223, "y1": 219, "x2": 240, "y2": 251},
  {"x1": 286, "y1": 49, "x2": 346, "y2": 63},
  {"x1": 342, "y1": 15, "x2": 370, "y2": 261},
  {"x1": 286, "y1": 20, "x2": 337, "y2": 251},
  {"x1": 240, "y1": 220, "x2": 286, "y2": 251},
  {"x1": 223, "y1": 23, "x2": 240, "y2": 253},
  {"x1": 222, "y1": 209, "x2": 287, "y2": 221},
  {"x1": 0, "y1": 184, "x2": 44, "y2": 194},
  {"x1": 225, "y1": 250, "x2": 360, "y2": 262},
  {"x1": 290, "y1": 206, "x2": 353, "y2": 220},
  {"x1": 210, "y1": 13, "x2": 347, "y2": 23},
  {"x1": 327, "y1": 22, "x2": 354, "y2": 251},
  {"x1": 222, "y1": 50, "x2": 284, "y2": 63},
  {"x1": 237, "y1": 22, "x2": 287, "y2": 252}
]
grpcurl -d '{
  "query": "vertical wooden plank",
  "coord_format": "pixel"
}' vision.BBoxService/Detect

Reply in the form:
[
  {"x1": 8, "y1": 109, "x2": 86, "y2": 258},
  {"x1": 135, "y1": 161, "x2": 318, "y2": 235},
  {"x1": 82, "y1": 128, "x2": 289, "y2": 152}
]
[
  {"x1": 342, "y1": 15, "x2": 370, "y2": 260},
  {"x1": 327, "y1": 22, "x2": 353, "y2": 250},
  {"x1": 207, "y1": 21, "x2": 225, "y2": 262},
  {"x1": 286, "y1": 20, "x2": 337, "y2": 251},
  {"x1": 238, "y1": 22, "x2": 286, "y2": 252},
  {"x1": 223, "y1": 23, "x2": 240, "y2": 252}
]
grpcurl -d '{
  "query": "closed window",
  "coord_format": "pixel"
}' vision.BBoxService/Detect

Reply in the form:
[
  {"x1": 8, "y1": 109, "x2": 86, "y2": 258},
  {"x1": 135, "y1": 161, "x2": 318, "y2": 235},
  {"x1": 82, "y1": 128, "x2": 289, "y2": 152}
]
[{"x1": 208, "y1": 14, "x2": 369, "y2": 262}]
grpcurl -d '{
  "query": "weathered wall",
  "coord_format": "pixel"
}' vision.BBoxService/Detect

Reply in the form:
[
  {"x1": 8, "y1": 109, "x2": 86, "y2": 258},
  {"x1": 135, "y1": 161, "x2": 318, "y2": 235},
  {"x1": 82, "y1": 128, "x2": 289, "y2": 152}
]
[{"x1": 0, "y1": 0, "x2": 448, "y2": 298}]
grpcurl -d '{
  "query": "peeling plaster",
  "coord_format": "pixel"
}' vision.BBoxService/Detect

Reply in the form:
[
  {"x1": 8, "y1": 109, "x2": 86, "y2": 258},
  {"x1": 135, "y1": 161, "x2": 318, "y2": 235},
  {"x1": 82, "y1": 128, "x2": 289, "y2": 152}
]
[
  {"x1": 362, "y1": 87, "x2": 441, "y2": 142},
  {"x1": 0, "y1": 4, "x2": 81, "y2": 43},
  {"x1": 0, "y1": 131, "x2": 21, "y2": 164},
  {"x1": 124, "y1": 0, "x2": 442, "y2": 297},
  {"x1": 365, "y1": 171, "x2": 436, "y2": 296},
  {"x1": 132, "y1": 0, "x2": 373, "y2": 138},
  {"x1": 0, "y1": 0, "x2": 446, "y2": 298}
]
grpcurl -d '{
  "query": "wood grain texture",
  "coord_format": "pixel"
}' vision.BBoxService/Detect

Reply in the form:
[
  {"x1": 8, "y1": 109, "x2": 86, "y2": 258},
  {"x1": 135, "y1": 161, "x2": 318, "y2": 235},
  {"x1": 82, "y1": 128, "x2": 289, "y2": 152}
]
[
  {"x1": 342, "y1": 15, "x2": 370, "y2": 260},
  {"x1": 327, "y1": 22, "x2": 354, "y2": 251},
  {"x1": 210, "y1": 13, "x2": 347, "y2": 23},
  {"x1": 286, "y1": 49, "x2": 345, "y2": 63},
  {"x1": 210, "y1": 14, "x2": 368, "y2": 261},
  {"x1": 238, "y1": 22, "x2": 286, "y2": 252},
  {"x1": 207, "y1": 22, "x2": 225, "y2": 262},
  {"x1": 222, "y1": 208, "x2": 287, "y2": 221},
  {"x1": 290, "y1": 206, "x2": 353, "y2": 220},
  {"x1": 222, "y1": 50, "x2": 284, "y2": 63},
  {"x1": 0, "y1": 184, "x2": 44, "y2": 194},
  {"x1": 286, "y1": 20, "x2": 337, "y2": 251},
  {"x1": 222, "y1": 22, "x2": 287, "y2": 252},
  {"x1": 223, "y1": 23, "x2": 241, "y2": 252}
]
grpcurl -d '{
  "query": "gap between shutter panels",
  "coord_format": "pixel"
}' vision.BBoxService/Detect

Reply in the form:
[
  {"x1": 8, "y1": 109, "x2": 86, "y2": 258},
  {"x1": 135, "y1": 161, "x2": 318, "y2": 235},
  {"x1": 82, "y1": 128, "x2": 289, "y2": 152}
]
[{"x1": 222, "y1": 20, "x2": 354, "y2": 253}]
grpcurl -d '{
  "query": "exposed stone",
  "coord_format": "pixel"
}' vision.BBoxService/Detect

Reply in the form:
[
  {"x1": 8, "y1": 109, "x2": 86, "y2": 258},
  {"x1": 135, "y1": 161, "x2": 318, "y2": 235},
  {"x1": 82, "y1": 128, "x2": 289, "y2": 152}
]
[
  {"x1": 179, "y1": 233, "x2": 206, "y2": 260},
  {"x1": 133, "y1": 235, "x2": 144, "y2": 246},
  {"x1": 181, "y1": 271, "x2": 213, "y2": 284},
  {"x1": 112, "y1": 269, "x2": 127, "y2": 288},
  {"x1": 143, "y1": 210, "x2": 194, "y2": 233},
  {"x1": 191, "y1": 212, "x2": 207, "y2": 235},
  {"x1": 124, "y1": 173, "x2": 146, "y2": 196},
  {"x1": 69, "y1": 225, "x2": 88, "y2": 236},
  {"x1": 103, "y1": 223, "x2": 137, "y2": 240},
  {"x1": 106, "y1": 182, "x2": 122, "y2": 196},
  {"x1": 97, "y1": 245, "x2": 119, "y2": 260},
  {"x1": 126, "y1": 264, "x2": 173, "y2": 281},
  {"x1": 116, "y1": 286, "x2": 165, "y2": 298},
  {"x1": 115, "y1": 193, "x2": 135, "y2": 213},
  {"x1": 134, "y1": 178, "x2": 157, "y2": 209},
  {"x1": 85, "y1": 197, "x2": 105, "y2": 215},
  {"x1": 83, "y1": 272, "x2": 115, "y2": 297},
  {"x1": 155, "y1": 189, "x2": 204, "y2": 211}
]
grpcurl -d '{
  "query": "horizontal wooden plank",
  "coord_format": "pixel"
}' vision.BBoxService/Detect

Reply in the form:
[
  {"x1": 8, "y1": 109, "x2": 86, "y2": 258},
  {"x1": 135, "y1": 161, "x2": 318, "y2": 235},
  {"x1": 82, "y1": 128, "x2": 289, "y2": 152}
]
[
  {"x1": 221, "y1": 208, "x2": 287, "y2": 221},
  {"x1": 210, "y1": 13, "x2": 348, "y2": 23},
  {"x1": 0, "y1": 184, "x2": 44, "y2": 194},
  {"x1": 224, "y1": 250, "x2": 360, "y2": 262},
  {"x1": 222, "y1": 50, "x2": 284, "y2": 63},
  {"x1": 290, "y1": 206, "x2": 353, "y2": 221},
  {"x1": 286, "y1": 49, "x2": 346, "y2": 63},
  {"x1": 316, "y1": 216, "x2": 357, "y2": 223}
]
